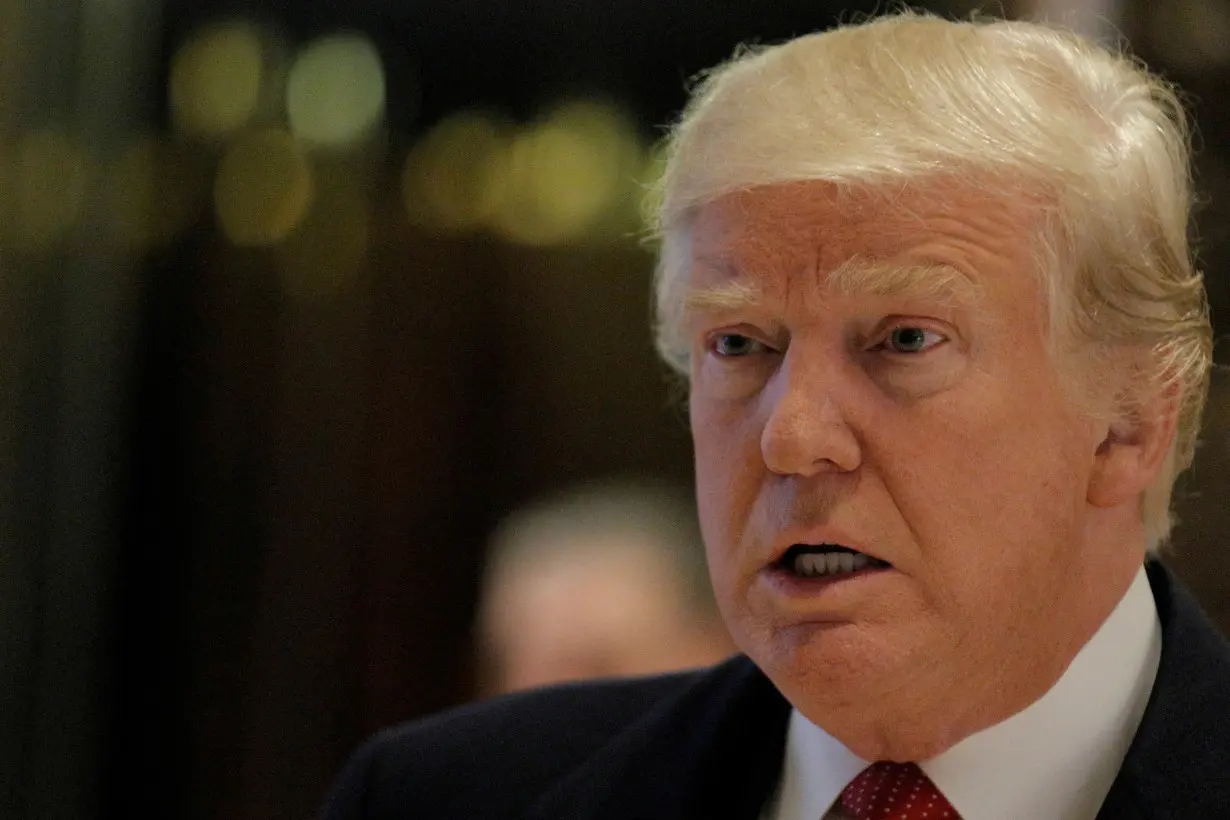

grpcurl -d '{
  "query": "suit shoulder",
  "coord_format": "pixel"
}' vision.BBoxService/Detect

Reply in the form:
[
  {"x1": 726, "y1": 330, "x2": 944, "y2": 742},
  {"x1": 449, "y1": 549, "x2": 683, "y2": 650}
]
[
  {"x1": 320, "y1": 663, "x2": 738, "y2": 819},
  {"x1": 1105, "y1": 562, "x2": 1230, "y2": 816},
  {"x1": 387, "y1": 669, "x2": 700, "y2": 761}
]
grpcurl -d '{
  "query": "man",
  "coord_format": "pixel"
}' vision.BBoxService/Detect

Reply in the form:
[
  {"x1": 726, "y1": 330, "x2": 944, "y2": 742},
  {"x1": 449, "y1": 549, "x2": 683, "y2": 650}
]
[
  {"x1": 475, "y1": 480, "x2": 733, "y2": 694},
  {"x1": 321, "y1": 12, "x2": 1228, "y2": 819}
]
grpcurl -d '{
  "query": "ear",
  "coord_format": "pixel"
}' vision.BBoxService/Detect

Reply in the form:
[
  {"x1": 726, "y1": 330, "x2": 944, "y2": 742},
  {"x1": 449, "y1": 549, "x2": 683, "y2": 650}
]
[{"x1": 1087, "y1": 382, "x2": 1181, "y2": 509}]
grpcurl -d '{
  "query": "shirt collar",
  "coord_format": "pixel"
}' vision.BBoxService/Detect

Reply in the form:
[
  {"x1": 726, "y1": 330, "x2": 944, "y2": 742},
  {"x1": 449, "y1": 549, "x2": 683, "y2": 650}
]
[
  {"x1": 771, "y1": 708, "x2": 868, "y2": 820},
  {"x1": 770, "y1": 564, "x2": 1161, "y2": 820}
]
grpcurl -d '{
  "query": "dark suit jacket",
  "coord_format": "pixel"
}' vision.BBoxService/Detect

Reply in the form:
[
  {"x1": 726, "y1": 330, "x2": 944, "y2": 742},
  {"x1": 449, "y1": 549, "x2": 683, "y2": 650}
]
[{"x1": 321, "y1": 561, "x2": 1230, "y2": 819}]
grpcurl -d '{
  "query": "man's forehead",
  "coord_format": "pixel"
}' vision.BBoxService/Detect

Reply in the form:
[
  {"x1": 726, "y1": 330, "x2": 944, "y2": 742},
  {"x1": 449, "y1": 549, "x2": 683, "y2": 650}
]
[
  {"x1": 687, "y1": 178, "x2": 1043, "y2": 252},
  {"x1": 687, "y1": 184, "x2": 867, "y2": 268},
  {"x1": 684, "y1": 253, "x2": 983, "y2": 314},
  {"x1": 682, "y1": 181, "x2": 1039, "y2": 312}
]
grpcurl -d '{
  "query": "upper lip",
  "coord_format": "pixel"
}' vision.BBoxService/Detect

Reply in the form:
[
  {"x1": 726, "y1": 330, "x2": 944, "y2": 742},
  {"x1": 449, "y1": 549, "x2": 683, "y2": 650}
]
[{"x1": 768, "y1": 528, "x2": 890, "y2": 568}]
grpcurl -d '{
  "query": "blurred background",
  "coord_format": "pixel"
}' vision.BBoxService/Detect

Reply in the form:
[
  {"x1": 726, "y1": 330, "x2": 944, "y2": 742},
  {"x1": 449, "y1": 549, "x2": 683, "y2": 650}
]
[{"x1": 0, "y1": 0, "x2": 1227, "y2": 817}]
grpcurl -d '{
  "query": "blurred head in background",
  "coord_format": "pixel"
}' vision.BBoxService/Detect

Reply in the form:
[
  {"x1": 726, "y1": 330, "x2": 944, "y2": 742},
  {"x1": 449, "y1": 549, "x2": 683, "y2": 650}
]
[{"x1": 476, "y1": 479, "x2": 734, "y2": 695}]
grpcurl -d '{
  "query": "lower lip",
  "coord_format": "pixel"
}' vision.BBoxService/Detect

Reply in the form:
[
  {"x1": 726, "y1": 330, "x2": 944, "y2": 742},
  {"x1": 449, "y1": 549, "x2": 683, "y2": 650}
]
[{"x1": 762, "y1": 564, "x2": 893, "y2": 597}]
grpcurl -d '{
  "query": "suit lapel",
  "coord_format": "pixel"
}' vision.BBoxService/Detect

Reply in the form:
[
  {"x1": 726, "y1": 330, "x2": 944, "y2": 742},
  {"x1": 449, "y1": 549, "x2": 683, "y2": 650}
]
[
  {"x1": 1096, "y1": 560, "x2": 1230, "y2": 819},
  {"x1": 523, "y1": 655, "x2": 792, "y2": 820}
]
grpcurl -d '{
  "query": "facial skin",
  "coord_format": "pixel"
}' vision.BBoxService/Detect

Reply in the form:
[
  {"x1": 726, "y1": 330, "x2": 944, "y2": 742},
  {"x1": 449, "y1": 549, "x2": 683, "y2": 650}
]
[{"x1": 685, "y1": 181, "x2": 1176, "y2": 762}]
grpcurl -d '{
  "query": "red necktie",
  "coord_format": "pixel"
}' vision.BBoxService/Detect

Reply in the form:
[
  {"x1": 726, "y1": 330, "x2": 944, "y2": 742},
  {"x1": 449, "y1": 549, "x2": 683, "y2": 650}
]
[{"x1": 839, "y1": 762, "x2": 960, "y2": 819}]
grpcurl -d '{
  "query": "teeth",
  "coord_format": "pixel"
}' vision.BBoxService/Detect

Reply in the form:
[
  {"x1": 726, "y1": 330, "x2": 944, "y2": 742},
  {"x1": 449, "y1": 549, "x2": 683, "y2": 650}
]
[
  {"x1": 796, "y1": 553, "x2": 826, "y2": 575},
  {"x1": 792, "y1": 549, "x2": 875, "y2": 578}
]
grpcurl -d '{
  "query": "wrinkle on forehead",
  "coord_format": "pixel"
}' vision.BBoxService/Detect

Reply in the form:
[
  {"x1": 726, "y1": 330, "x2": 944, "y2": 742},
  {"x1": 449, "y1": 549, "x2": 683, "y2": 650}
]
[
  {"x1": 828, "y1": 257, "x2": 980, "y2": 304},
  {"x1": 692, "y1": 178, "x2": 1044, "y2": 256},
  {"x1": 683, "y1": 256, "x2": 982, "y2": 318},
  {"x1": 682, "y1": 180, "x2": 1041, "y2": 318}
]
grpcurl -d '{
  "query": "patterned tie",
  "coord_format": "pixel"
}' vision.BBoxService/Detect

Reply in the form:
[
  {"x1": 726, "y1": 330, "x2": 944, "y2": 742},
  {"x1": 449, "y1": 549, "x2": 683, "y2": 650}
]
[{"x1": 839, "y1": 762, "x2": 960, "y2": 819}]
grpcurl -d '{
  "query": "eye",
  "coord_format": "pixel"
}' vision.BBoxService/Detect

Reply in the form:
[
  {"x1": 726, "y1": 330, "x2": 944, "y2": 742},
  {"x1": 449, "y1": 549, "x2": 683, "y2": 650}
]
[
  {"x1": 884, "y1": 326, "x2": 947, "y2": 354},
  {"x1": 711, "y1": 333, "x2": 770, "y2": 357}
]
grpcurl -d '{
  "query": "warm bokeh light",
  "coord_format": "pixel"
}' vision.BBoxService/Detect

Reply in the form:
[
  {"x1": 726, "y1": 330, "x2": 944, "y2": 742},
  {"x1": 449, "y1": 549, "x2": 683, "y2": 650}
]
[
  {"x1": 169, "y1": 20, "x2": 265, "y2": 141},
  {"x1": 214, "y1": 127, "x2": 314, "y2": 246},
  {"x1": 286, "y1": 34, "x2": 386, "y2": 149},
  {"x1": 488, "y1": 100, "x2": 641, "y2": 246},
  {"x1": 0, "y1": 128, "x2": 90, "y2": 251},
  {"x1": 104, "y1": 134, "x2": 211, "y2": 249},
  {"x1": 274, "y1": 166, "x2": 370, "y2": 301},
  {"x1": 401, "y1": 110, "x2": 511, "y2": 233},
  {"x1": 0, "y1": 141, "x2": 10, "y2": 243}
]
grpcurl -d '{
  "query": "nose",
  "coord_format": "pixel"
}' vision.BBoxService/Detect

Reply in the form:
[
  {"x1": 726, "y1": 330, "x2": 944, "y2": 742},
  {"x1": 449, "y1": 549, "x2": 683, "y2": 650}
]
[{"x1": 760, "y1": 353, "x2": 862, "y2": 477}]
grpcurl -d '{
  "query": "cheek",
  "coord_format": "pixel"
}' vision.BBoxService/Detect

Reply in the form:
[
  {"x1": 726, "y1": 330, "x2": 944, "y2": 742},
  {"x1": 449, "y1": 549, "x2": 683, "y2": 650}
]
[
  {"x1": 692, "y1": 396, "x2": 764, "y2": 475},
  {"x1": 692, "y1": 421, "x2": 738, "y2": 550},
  {"x1": 691, "y1": 401, "x2": 763, "y2": 573},
  {"x1": 883, "y1": 380, "x2": 1088, "y2": 590}
]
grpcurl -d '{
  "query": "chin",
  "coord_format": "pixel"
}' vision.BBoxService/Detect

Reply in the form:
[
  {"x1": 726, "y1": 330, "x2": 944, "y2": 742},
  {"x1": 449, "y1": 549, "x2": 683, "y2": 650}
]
[
  {"x1": 834, "y1": 723, "x2": 966, "y2": 764},
  {"x1": 752, "y1": 621, "x2": 903, "y2": 701},
  {"x1": 754, "y1": 624, "x2": 954, "y2": 727},
  {"x1": 771, "y1": 662, "x2": 970, "y2": 761}
]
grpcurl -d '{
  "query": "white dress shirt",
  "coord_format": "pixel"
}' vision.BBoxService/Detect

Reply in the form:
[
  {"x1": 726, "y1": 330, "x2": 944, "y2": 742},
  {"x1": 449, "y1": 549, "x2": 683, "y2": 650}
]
[{"x1": 764, "y1": 564, "x2": 1162, "y2": 820}]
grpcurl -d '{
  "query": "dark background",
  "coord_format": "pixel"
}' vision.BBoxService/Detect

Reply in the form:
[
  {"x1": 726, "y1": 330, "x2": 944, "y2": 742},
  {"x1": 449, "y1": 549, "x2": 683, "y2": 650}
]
[{"x1": 1, "y1": 1, "x2": 1227, "y2": 818}]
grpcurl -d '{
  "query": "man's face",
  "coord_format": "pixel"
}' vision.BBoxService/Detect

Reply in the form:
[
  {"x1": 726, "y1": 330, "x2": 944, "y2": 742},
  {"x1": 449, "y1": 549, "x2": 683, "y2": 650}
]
[{"x1": 685, "y1": 181, "x2": 1142, "y2": 759}]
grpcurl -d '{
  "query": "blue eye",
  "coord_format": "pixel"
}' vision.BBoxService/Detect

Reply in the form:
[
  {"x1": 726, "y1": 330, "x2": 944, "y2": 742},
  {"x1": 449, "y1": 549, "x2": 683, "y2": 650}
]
[
  {"x1": 712, "y1": 334, "x2": 766, "y2": 357},
  {"x1": 886, "y1": 327, "x2": 945, "y2": 353}
]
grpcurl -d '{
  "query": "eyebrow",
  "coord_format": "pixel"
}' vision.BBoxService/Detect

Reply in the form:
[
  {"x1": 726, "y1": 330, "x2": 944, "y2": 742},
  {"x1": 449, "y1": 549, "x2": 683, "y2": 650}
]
[
  {"x1": 682, "y1": 279, "x2": 765, "y2": 315},
  {"x1": 681, "y1": 258, "x2": 981, "y2": 316}
]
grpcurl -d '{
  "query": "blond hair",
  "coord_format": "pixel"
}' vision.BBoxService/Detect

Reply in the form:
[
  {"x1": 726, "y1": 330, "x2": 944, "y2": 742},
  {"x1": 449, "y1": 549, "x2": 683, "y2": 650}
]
[{"x1": 650, "y1": 12, "x2": 1212, "y2": 548}]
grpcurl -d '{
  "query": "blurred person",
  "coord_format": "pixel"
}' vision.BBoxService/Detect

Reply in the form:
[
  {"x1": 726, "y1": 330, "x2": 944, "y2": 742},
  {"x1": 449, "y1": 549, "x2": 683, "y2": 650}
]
[
  {"x1": 474, "y1": 481, "x2": 734, "y2": 694},
  {"x1": 322, "y1": 11, "x2": 1227, "y2": 819}
]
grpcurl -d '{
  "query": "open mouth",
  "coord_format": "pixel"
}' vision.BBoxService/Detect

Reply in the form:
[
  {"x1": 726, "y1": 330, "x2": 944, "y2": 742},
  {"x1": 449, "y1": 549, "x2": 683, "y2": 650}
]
[{"x1": 776, "y1": 544, "x2": 892, "y2": 578}]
